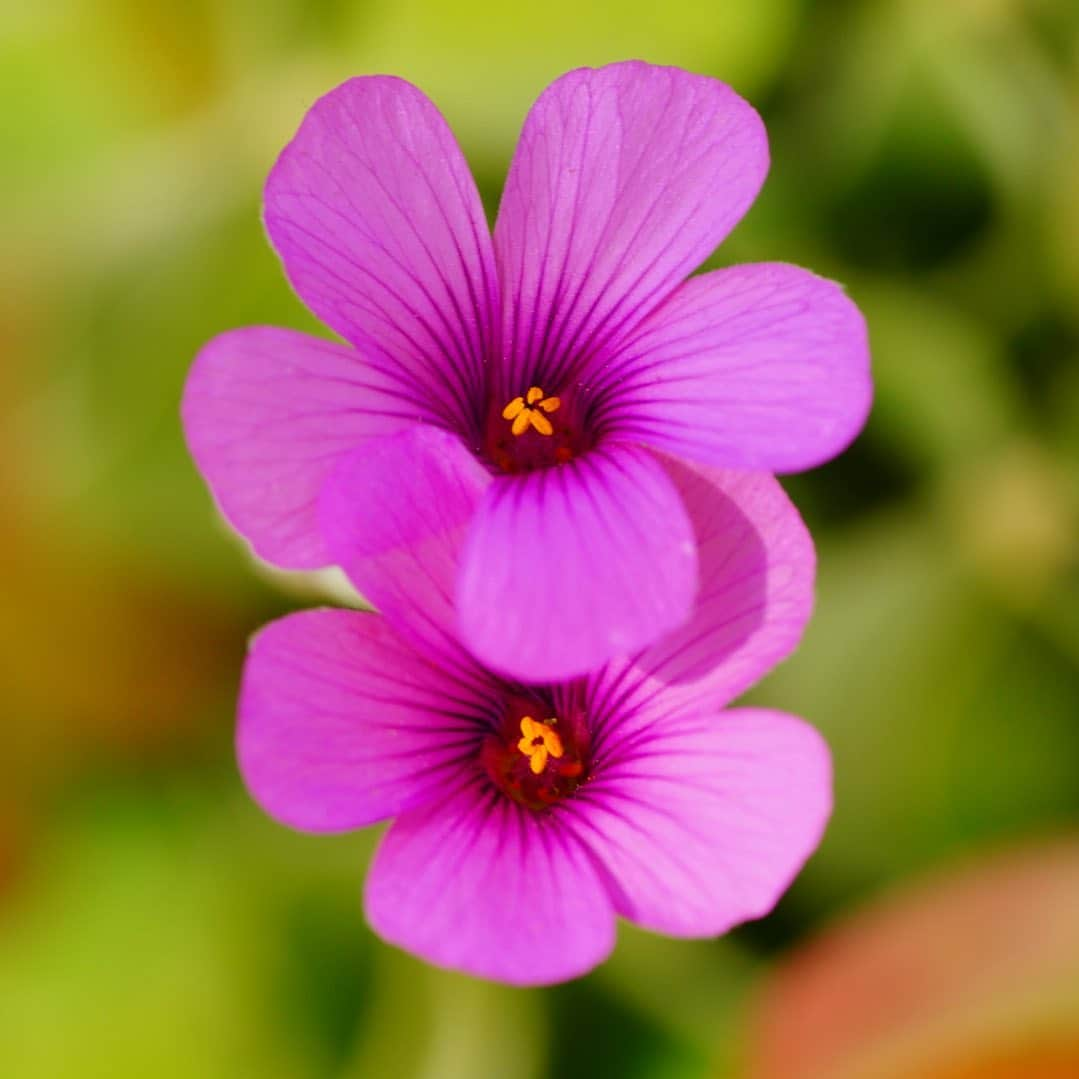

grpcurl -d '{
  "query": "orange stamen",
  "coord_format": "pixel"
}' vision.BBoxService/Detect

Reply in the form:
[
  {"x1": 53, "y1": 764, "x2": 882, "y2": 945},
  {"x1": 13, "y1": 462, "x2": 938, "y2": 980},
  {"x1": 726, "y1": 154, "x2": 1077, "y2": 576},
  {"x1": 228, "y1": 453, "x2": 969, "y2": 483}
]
[
  {"x1": 502, "y1": 388, "x2": 561, "y2": 437},
  {"x1": 516, "y1": 716, "x2": 564, "y2": 774}
]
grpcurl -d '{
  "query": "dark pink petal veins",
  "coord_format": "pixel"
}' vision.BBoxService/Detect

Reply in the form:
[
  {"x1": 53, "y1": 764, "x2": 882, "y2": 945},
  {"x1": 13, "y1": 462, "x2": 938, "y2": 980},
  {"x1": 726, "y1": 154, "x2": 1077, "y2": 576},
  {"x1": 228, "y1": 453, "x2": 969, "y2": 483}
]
[
  {"x1": 264, "y1": 76, "x2": 499, "y2": 433},
  {"x1": 623, "y1": 457, "x2": 815, "y2": 710},
  {"x1": 457, "y1": 443, "x2": 698, "y2": 683},
  {"x1": 494, "y1": 61, "x2": 768, "y2": 395},
  {"x1": 238, "y1": 609, "x2": 498, "y2": 833},
  {"x1": 318, "y1": 425, "x2": 492, "y2": 675},
  {"x1": 181, "y1": 327, "x2": 425, "y2": 569},
  {"x1": 567, "y1": 708, "x2": 832, "y2": 937},
  {"x1": 365, "y1": 775, "x2": 615, "y2": 985},
  {"x1": 593, "y1": 263, "x2": 872, "y2": 472}
]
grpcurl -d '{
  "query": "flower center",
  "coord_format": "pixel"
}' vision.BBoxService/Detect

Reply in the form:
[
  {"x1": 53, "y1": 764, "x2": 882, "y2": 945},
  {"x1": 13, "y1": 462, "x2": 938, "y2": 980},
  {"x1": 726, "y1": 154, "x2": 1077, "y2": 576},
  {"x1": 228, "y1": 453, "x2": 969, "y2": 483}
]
[
  {"x1": 482, "y1": 386, "x2": 593, "y2": 474},
  {"x1": 481, "y1": 697, "x2": 589, "y2": 810}
]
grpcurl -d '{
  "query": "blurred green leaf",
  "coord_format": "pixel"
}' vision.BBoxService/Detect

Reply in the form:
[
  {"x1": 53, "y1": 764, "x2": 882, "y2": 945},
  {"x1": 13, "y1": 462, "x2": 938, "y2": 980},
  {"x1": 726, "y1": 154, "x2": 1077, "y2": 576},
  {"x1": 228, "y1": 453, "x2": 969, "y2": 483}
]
[
  {"x1": 344, "y1": 0, "x2": 799, "y2": 179},
  {"x1": 854, "y1": 283, "x2": 1022, "y2": 468},
  {"x1": 756, "y1": 503, "x2": 1079, "y2": 908}
]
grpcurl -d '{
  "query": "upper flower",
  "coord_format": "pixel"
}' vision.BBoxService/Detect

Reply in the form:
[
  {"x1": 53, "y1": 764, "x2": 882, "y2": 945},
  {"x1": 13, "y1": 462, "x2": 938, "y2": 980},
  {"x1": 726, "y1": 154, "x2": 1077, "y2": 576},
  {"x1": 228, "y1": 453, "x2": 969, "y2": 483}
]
[
  {"x1": 183, "y1": 61, "x2": 871, "y2": 681},
  {"x1": 238, "y1": 455, "x2": 830, "y2": 985}
]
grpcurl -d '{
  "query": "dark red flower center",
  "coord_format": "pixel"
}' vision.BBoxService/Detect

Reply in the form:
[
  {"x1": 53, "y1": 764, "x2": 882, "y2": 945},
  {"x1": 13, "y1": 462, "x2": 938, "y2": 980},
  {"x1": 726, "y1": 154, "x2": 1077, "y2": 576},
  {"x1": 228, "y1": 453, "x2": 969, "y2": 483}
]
[
  {"x1": 480, "y1": 385, "x2": 594, "y2": 474},
  {"x1": 481, "y1": 693, "x2": 590, "y2": 810}
]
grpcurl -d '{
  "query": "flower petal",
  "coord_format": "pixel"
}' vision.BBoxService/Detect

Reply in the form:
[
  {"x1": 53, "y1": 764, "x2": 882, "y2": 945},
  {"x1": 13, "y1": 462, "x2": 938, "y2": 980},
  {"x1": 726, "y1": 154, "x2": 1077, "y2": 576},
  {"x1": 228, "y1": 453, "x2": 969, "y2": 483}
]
[
  {"x1": 596, "y1": 263, "x2": 872, "y2": 472},
  {"x1": 568, "y1": 707, "x2": 831, "y2": 938},
  {"x1": 621, "y1": 456, "x2": 815, "y2": 709},
  {"x1": 494, "y1": 61, "x2": 767, "y2": 394},
  {"x1": 458, "y1": 444, "x2": 697, "y2": 682},
  {"x1": 264, "y1": 76, "x2": 498, "y2": 431},
  {"x1": 365, "y1": 776, "x2": 614, "y2": 985},
  {"x1": 238, "y1": 609, "x2": 496, "y2": 833},
  {"x1": 318, "y1": 425, "x2": 491, "y2": 670},
  {"x1": 182, "y1": 327, "x2": 424, "y2": 569}
]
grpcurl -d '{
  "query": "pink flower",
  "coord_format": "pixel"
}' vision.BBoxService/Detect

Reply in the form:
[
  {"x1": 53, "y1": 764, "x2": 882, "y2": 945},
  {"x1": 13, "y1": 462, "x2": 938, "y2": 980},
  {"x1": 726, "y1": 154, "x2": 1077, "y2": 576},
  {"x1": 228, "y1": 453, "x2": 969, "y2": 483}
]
[
  {"x1": 238, "y1": 453, "x2": 831, "y2": 985},
  {"x1": 183, "y1": 61, "x2": 871, "y2": 681}
]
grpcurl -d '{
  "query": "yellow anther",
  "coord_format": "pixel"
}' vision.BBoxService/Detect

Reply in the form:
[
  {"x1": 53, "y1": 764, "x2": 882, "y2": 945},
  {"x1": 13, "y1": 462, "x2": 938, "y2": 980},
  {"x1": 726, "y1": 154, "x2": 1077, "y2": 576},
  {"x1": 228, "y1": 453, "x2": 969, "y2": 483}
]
[
  {"x1": 517, "y1": 716, "x2": 564, "y2": 775},
  {"x1": 502, "y1": 388, "x2": 561, "y2": 437},
  {"x1": 529, "y1": 410, "x2": 553, "y2": 436}
]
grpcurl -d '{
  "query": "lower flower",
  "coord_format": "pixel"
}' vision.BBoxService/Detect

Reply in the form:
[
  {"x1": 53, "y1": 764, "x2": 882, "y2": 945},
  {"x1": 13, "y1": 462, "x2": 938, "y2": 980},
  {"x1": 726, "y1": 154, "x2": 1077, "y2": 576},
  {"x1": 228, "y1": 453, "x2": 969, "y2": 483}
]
[{"x1": 239, "y1": 581, "x2": 831, "y2": 983}]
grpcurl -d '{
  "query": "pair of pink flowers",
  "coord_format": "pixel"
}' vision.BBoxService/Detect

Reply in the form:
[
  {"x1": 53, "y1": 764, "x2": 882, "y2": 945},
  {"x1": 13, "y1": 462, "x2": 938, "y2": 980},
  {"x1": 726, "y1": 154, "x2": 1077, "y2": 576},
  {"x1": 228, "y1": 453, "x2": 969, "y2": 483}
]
[{"x1": 183, "y1": 61, "x2": 871, "y2": 985}]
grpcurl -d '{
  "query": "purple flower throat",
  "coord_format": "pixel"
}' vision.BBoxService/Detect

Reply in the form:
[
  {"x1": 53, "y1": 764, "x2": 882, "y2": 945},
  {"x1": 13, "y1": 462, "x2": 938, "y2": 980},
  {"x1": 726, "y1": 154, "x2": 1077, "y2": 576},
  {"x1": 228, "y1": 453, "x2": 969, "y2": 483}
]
[
  {"x1": 481, "y1": 383, "x2": 593, "y2": 473},
  {"x1": 481, "y1": 688, "x2": 589, "y2": 809}
]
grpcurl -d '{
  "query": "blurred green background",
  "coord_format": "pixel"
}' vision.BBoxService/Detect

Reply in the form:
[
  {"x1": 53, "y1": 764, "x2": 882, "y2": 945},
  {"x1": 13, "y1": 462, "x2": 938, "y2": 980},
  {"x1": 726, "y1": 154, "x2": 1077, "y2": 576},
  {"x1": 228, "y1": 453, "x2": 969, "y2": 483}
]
[{"x1": 3, "y1": 1, "x2": 1079, "y2": 1076}]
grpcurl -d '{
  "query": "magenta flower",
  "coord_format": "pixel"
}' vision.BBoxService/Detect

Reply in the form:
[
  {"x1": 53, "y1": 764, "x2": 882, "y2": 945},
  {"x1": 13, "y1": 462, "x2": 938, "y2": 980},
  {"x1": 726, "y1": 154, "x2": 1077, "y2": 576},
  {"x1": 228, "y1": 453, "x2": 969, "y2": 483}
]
[
  {"x1": 238, "y1": 450, "x2": 830, "y2": 985},
  {"x1": 183, "y1": 61, "x2": 871, "y2": 681}
]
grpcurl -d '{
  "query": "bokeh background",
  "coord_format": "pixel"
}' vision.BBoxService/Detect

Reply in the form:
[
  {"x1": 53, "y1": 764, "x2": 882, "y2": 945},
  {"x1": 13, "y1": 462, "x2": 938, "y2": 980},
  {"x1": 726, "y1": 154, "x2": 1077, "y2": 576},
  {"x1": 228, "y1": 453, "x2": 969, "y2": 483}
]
[{"x1": 4, "y1": 1, "x2": 1079, "y2": 1076}]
